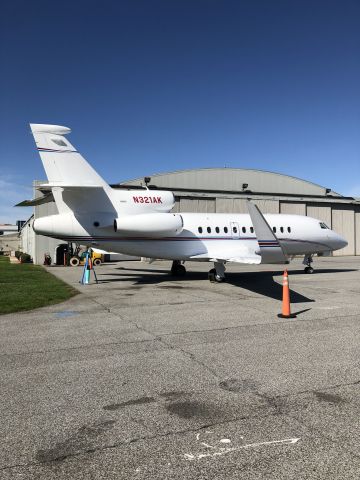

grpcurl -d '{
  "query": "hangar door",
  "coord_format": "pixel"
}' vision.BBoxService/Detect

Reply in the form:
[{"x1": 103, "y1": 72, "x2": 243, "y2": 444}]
[
  {"x1": 332, "y1": 206, "x2": 355, "y2": 256},
  {"x1": 216, "y1": 198, "x2": 247, "y2": 213},
  {"x1": 280, "y1": 202, "x2": 306, "y2": 215},
  {"x1": 306, "y1": 204, "x2": 332, "y2": 228},
  {"x1": 216, "y1": 198, "x2": 279, "y2": 214},
  {"x1": 179, "y1": 198, "x2": 216, "y2": 213}
]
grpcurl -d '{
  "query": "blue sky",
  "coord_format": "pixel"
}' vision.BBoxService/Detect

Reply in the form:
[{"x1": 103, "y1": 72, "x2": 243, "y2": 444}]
[{"x1": 0, "y1": 0, "x2": 359, "y2": 223}]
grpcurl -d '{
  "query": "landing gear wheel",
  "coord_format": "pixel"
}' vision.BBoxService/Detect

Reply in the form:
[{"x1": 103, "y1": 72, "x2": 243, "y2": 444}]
[
  {"x1": 171, "y1": 261, "x2": 186, "y2": 277},
  {"x1": 208, "y1": 268, "x2": 225, "y2": 283},
  {"x1": 69, "y1": 256, "x2": 80, "y2": 267},
  {"x1": 304, "y1": 266, "x2": 314, "y2": 274},
  {"x1": 93, "y1": 258, "x2": 102, "y2": 267}
]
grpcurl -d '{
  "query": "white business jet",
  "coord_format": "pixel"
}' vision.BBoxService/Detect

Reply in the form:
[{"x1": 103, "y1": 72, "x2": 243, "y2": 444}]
[{"x1": 28, "y1": 124, "x2": 347, "y2": 282}]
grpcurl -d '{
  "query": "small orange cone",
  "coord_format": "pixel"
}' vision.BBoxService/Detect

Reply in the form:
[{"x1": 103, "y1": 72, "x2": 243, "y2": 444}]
[{"x1": 278, "y1": 269, "x2": 296, "y2": 318}]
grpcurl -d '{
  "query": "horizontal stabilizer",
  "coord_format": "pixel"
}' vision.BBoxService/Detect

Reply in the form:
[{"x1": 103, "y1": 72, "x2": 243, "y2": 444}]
[
  {"x1": 15, "y1": 191, "x2": 54, "y2": 207},
  {"x1": 37, "y1": 183, "x2": 105, "y2": 189}
]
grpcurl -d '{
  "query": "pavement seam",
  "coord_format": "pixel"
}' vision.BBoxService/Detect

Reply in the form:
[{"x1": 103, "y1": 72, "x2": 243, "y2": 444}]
[
  {"x1": 153, "y1": 312, "x2": 360, "y2": 339},
  {"x1": 0, "y1": 338, "x2": 161, "y2": 360},
  {"x1": 2, "y1": 310, "x2": 358, "y2": 362}
]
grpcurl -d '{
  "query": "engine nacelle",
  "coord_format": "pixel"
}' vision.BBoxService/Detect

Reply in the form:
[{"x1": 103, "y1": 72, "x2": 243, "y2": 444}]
[
  {"x1": 33, "y1": 214, "x2": 77, "y2": 237},
  {"x1": 114, "y1": 213, "x2": 183, "y2": 237}
]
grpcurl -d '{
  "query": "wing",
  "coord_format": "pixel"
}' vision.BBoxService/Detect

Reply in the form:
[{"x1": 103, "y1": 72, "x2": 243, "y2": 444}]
[
  {"x1": 247, "y1": 200, "x2": 288, "y2": 264},
  {"x1": 190, "y1": 244, "x2": 261, "y2": 264}
]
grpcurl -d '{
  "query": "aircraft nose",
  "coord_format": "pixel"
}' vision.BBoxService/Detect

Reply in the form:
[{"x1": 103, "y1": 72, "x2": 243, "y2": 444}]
[
  {"x1": 333, "y1": 233, "x2": 348, "y2": 250},
  {"x1": 338, "y1": 236, "x2": 348, "y2": 249}
]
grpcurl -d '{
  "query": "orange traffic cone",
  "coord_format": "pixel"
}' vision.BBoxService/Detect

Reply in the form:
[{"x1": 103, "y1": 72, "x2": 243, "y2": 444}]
[{"x1": 278, "y1": 270, "x2": 296, "y2": 318}]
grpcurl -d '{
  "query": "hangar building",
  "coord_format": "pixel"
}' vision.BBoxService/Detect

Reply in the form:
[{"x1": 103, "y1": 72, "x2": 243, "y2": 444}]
[
  {"x1": 21, "y1": 168, "x2": 360, "y2": 263},
  {"x1": 118, "y1": 168, "x2": 360, "y2": 257}
]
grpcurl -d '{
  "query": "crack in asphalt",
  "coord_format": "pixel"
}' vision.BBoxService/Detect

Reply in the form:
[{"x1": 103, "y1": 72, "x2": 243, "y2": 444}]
[
  {"x1": 0, "y1": 411, "x2": 278, "y2": 471},
  {"x1": 274, "y1": 379, "x2": 360, "y2": 400},
  {"x1": 283, "y1": 411, "x2": 360, "y2": 462},
  {"x1": 158, "y1": 335, "x2": 220, "y2": 380}
]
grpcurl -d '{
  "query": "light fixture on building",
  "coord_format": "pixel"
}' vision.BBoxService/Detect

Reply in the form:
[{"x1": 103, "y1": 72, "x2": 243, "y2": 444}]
[{"x1": 242, "y1": 183, "x2": 248, "y2": 191}]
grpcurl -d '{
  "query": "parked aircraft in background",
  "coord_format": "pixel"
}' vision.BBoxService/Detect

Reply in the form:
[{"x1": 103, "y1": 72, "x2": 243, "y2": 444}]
[{"x1": 23, "y1": 124, "x2": 347, "y2": 282}]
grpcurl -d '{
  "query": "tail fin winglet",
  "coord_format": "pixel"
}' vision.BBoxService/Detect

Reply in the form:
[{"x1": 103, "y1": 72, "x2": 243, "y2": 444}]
[{"x1": 30, "y1": 124, "x2": 71, "y2": 135}]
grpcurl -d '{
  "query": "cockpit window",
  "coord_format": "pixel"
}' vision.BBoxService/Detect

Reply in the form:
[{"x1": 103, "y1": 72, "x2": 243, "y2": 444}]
[{"x1": 319, "y1": 222, "x2": 329, "y2": 229}]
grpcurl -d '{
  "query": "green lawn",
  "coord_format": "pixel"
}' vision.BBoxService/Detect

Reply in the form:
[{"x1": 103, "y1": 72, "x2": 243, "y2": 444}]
[{"x1": 0, "y1": 256, "x2": 78, "y2": 314}]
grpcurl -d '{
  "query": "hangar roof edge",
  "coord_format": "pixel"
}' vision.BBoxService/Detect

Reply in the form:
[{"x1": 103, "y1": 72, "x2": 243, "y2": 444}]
[{"x1": 119, "y1": 167, "x2": 342, "y2": 197}]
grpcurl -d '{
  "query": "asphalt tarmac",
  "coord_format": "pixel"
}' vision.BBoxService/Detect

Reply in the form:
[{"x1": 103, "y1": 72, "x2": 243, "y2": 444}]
[{"x1": 1, "y1": 256, "x2": 360, "y2": 479}]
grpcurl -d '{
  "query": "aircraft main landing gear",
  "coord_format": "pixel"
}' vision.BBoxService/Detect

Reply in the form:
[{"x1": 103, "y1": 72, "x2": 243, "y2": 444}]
[
  {"x1": 303, "y1": 254, "x2": 314, "y2": 274},
  {"x1": 208, "y1": 262, "x2": 226, "y2": 283},
  {"x1": 171, "y1": 260, "x2": 186, "y2": 277}
]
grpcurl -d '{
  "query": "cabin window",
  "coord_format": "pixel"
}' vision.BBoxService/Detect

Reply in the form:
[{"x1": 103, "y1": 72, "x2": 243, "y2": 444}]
[
  {"x1": 93, "y1": 221, "x2": 100, "y2": 227},
  {"x1": 224, "y1": 226, "x2": 228, "y2": 234},
  {"x1": 242, "y1": 226, "x2": 246, "y2": 233},
  {"x1": 280, "y1": 227, "x2": 284, "y2": 233},
  {"x1": 273, "y1": 226, "x2": 276, "y2": 233},
  {"x1": 198, "y1": 227, "x2": 202, "y2": 234},
  {"x1": 232, "y1": 226, "x2": 237, "y2": 233},
  {"x1": 207, "y1": 227, "x2": 211, "y2": 233},
  {"x1": 287, "y1": 226, "x2": 291, "y2": 233},
  {"x1": 250, "y1": 226, "x2": 254, "y2": 233},
  {"x1": 319, "y1": 222, "x2": 329, "y2": 229},
  {"x1": 215, "y1": 226, "x2": 220, "y2": 234}
]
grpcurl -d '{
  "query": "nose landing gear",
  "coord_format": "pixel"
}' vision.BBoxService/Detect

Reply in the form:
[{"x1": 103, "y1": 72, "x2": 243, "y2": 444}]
[
  {"x1": 303, "y1": 254, "x2": 314, "y2": 274},
  {"x1": 208, "y1": 262, "x2": 226, "y2": 282}
]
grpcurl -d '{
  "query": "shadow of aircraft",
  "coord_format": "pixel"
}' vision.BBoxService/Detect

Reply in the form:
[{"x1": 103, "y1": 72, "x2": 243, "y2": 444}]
[
  {"x1": 94, "y1": 266, "x2": 360, "y2": 302},
  {"x1": 98, "y1": 261, "x2": 357, "y2": 302},
  {"x1": 223, "y1": 270, "x2": 313, "y2": 303}
]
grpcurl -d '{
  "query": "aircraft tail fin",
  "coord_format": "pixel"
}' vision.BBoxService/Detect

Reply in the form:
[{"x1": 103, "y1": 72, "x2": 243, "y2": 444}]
[{"x1": 30, "y1": 124, "x2": 108, "y2": 188}]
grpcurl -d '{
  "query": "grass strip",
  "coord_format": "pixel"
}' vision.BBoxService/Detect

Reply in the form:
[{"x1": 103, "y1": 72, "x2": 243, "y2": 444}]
[{"x1": 0, "y1": 256, "x2": 78, "y2": 314}]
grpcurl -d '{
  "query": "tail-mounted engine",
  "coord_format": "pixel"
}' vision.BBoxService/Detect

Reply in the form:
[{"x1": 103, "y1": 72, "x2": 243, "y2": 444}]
[{"x1": 113, "y1": 213, "x2": 183, "y2": 237}]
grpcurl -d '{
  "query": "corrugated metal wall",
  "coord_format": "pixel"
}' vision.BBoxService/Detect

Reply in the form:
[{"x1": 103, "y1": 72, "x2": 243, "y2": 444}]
[
  {"x1": 306, "y1": 204, "x2": 332, "y2": 227},
  {"x1": 215, "y1": 198, "x2": 279, "y2": 214},
  {"x1": 34, "y1": 192, "x2": 63, "y2": 264},
  {"x1": 252, "y1": 199, "x2": 279, "y2": 213},
  {"x1": 332, "y1": 206, "x2": 355, "y2": 256},
  {"x1": 179, "y1": 198, "x2": 216, "y2": 213},
  {"x1": 355, "y1": 207, "x2": 360, "y2": 255},
  {"x1": 280, "y1": 202, "x2": 306, "y2": 215},
  {"x1": 215, "y1": 198, "x2": 248, "y2": 213}
]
